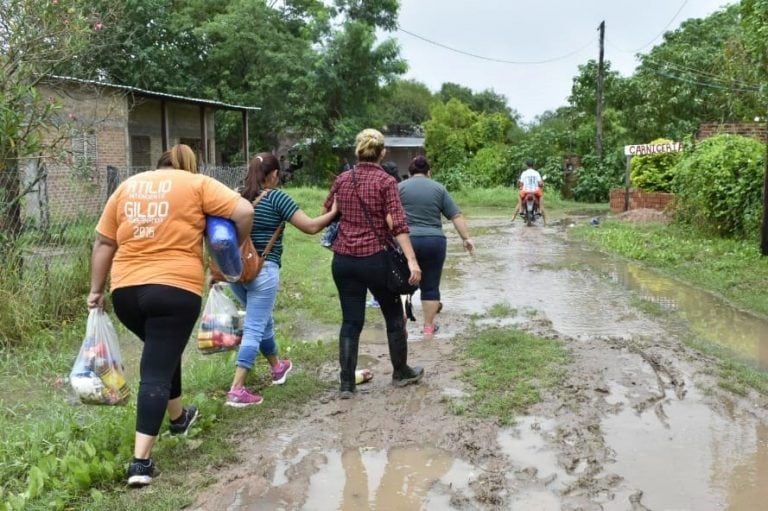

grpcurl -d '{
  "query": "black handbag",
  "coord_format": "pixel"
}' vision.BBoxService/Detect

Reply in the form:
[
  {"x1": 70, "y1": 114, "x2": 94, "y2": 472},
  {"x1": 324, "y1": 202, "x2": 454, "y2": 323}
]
[{"x1": 351, "y1": 168, "x2": 418, "y2": 296}]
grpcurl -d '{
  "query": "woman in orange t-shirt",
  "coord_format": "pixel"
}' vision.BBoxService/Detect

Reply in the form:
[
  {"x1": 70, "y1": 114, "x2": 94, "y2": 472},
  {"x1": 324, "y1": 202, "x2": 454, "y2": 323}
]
[{"x1": 88, "y1": 144, "x2": 254, "y2": 487}]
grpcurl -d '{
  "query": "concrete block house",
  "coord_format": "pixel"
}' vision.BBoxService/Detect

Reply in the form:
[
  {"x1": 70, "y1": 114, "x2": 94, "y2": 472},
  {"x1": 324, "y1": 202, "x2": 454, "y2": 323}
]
[{"x1": 25, "y1": 76, "x2": 259, "y2": 224}]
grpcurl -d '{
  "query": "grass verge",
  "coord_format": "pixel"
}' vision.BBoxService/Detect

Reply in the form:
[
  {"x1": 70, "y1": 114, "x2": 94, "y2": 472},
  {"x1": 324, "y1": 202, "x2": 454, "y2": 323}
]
[
  {"x1": 570, "y1": 219, "x2": 768, "y2": 316},
  {"x1": 1, "y1": 186, "x2": 340, "y2": 510},
  {"x1": 449, "y1": 327, "x2": 569, "y2": 425},
  {"x1": 572, "y1": 218, "x2": 768, "y2": 397}
]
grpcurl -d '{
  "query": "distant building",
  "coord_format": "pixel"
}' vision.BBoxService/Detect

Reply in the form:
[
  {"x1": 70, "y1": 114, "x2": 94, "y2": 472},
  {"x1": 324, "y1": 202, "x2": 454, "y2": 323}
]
[
  {"x1": 383, "y1": 137, "x2": 425, "y2": 179},
  {"x1": 25, "y1": 76, "x2": 259, "y2": 222}
]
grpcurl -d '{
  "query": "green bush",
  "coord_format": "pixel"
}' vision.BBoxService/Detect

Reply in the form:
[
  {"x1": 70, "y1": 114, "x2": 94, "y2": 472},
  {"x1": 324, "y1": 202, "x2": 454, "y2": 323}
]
[
  {"x1": 571, "y1": 152, "x2": 624, "y2": 202},
  {"x1": 672, "y1": 134, "x2": 764, "y2": 238},
  {"x1": 630, "y1": 138, "x2": 682, "y2": 192},
  {"x1": 466, "y1": 144, "x2": 513, "y2": 188}
]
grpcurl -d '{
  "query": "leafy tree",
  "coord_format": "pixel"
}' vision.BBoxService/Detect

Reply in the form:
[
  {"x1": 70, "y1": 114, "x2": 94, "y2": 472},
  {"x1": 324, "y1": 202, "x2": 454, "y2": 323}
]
[
  {"x1": 377, "y1": 78, "x2": 434, "y2": 135},
  {"x1": 628, "y1": 4, "x2": 756, "y2": 142},
  {"x1": 1, "y1": 0, "x2": 109, "y2": 247},
  {"x1": 424, "y1": 99, "x2": 517, "y2": 189}
]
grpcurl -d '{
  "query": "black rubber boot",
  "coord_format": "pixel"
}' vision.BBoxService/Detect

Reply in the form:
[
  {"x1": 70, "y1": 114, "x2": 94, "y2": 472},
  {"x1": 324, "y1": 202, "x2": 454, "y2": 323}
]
[
  {"x1": 339, "y1": 336, "x2": 359, "y2": 399},
  {"x1": 388, "y1": 329, "x2": 424, "y2": 387}
]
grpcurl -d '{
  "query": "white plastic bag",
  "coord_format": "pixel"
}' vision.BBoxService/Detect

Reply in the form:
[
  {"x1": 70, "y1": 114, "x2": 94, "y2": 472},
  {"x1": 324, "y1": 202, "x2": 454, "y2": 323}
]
[
  {"x1": 70, "y1": 309, "x2": 130, "y2": 405},
  {"x1": 197, "y1": 284, "x2": 244, "y2": 354}
]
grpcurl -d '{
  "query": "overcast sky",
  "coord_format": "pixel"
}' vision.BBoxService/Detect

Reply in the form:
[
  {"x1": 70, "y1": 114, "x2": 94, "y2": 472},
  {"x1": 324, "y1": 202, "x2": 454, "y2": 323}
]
[{"x1": 392, "y1": 0, "x2": 736, "y2": 123}]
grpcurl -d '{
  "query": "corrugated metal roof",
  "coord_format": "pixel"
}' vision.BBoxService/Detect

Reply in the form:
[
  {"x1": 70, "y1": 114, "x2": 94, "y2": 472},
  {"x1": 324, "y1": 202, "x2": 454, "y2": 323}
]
[
  {"x1": 48, "y1": 75, "x2": 261, "y2": 111},
  {"x1": 384, "y1": 136, "x2": 424, "y2": 148}
]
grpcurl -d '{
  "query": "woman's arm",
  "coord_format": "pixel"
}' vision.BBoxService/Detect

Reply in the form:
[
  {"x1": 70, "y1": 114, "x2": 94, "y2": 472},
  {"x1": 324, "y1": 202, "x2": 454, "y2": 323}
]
[
  {"x1": 395, "y1": 232, "x2": 422, "y2": 285},
  {"x1": 87, "y1": 233, "x2": 118, "y2": 308},
  {"x1": 229, "y1": 197, "x2": 255, "y2": 244},
  {"x1": 450, "y1": 213, "x2": 475, "y2": 254},
  {"x1": 290, "y1": 196, "x2": 338, "y2": 234}
]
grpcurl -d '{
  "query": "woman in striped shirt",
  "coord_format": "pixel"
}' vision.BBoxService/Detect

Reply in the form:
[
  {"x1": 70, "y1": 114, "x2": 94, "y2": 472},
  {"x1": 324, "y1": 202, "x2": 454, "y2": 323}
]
[{"x1": 224, "y1": 152, "x2": 338, "y2": 407}]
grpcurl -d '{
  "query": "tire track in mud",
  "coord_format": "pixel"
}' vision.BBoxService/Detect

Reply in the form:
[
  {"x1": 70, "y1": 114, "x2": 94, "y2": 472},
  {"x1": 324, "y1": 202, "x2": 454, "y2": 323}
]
[{"x1": 193, "y1": 215, "x2": 768, "y2": 510}]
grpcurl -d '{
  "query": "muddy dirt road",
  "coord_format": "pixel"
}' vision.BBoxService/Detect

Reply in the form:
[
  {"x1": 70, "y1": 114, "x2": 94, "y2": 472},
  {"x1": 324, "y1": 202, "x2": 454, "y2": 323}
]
[{"x1": 193, "y1": 214, "x2": 768, "y2": 511}]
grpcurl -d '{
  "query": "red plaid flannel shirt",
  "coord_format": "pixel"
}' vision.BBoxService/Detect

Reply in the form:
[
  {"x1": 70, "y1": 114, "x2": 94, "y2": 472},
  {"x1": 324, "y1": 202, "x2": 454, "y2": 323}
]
[{"x1": 323, "y1": 162, "x2": 409, "y2": 257}]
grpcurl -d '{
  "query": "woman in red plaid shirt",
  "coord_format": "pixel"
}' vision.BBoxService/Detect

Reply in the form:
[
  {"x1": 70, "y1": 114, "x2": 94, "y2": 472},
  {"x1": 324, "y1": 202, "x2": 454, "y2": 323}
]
[{"x1": 323, "y1": 129, "x2": 424, "y2": 399}]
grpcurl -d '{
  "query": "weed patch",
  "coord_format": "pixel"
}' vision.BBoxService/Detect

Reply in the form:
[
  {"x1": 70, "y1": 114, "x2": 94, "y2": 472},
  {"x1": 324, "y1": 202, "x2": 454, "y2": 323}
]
[{"x1": 457, "y1": 327, "x2": 568, "y2": 425}]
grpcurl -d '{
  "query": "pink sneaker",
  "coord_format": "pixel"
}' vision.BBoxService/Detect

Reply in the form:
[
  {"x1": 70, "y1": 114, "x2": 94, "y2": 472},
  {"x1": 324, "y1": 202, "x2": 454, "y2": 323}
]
[
  {"x1": 271, "y1": 359, "x2": 293, "y2": 385},
  {"x1": 226, "y1": 387, "x2": 263, "y2": 407}
]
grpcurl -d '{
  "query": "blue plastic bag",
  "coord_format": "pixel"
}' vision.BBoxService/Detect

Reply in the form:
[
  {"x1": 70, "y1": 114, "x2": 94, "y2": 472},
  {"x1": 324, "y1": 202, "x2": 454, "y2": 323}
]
[
  {"x1": 320, "y1": 219, "x2": 339, "y2": 250},
  {"x1": 205, "y1": 216, "x2": 242, "y2": 282}
]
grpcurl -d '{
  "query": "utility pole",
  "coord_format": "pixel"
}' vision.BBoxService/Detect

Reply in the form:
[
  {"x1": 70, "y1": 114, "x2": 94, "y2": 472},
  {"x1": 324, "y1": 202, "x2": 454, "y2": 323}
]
[{"x1": 596, "y1": 21, "x2": 605, "y2": 162}]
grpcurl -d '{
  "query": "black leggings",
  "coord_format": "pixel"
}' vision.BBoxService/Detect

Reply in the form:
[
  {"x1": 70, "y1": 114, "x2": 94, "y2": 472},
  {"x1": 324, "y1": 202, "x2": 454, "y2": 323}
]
[
  {"x1": 332, "y1": 251, "x2": 406, "y2": 340},
  {"x1": 112, "y1": 284, "x2": 201, "y2": 436}
]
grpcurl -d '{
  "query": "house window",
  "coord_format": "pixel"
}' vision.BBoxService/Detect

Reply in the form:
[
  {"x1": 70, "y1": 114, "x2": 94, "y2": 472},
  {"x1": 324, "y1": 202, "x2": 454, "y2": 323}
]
[
  {"x1": 71, "y1": 131, "x2": 97, "y2": 181},
  {"x1": 131, "y1": 136, "x2": 152, "y2": 169}
]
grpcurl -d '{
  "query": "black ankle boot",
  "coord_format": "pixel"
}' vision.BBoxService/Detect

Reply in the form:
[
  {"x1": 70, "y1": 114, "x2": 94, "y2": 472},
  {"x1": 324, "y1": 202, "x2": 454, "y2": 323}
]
[
  {"x1": 339, "y1": 336, "x2": 359, "y2": 398},
  {"x1": 387, "y1": 329, "x2": 425, "y2": 387}
]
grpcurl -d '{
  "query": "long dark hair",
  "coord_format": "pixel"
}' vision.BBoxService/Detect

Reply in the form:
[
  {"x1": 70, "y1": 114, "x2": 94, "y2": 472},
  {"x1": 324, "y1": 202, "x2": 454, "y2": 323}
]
[{"x1": 241, "y1": 152, "x2": 279, "y2": 201}]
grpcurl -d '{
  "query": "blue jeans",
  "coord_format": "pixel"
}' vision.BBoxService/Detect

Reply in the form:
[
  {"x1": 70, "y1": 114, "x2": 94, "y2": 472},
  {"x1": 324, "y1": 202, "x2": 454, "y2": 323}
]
[
  {"x1": 411, "y1": 236, "x2": 447, "y2": 301},
  {"x1": 228, "y1": 261, "x2": 280, "y2": 370}
]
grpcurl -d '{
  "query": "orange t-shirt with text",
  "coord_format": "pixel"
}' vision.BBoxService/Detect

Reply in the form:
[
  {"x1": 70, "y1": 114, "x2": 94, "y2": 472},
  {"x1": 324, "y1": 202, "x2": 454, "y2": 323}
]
[{"x1": 96, "y1": 169, "x2": 241, "y2": 296}]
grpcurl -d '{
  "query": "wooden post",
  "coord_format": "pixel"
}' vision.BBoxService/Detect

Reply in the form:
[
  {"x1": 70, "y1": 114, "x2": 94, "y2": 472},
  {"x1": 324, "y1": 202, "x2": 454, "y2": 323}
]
[
  {"x1": 160, "y1": 101, "x2": 169, "y2": 151},
  {"x1": 624, "y1": 155, "x2": 631, "y2": 212},
  {"x1": 242, "y1": 109, "x2": 249, "y2": 164},
  {"x1": 200, "y1": 106, "x2": 209, "y2": 166},
  {"x1": 596, "y1": 21, "x2": 605, "y2": 162}
]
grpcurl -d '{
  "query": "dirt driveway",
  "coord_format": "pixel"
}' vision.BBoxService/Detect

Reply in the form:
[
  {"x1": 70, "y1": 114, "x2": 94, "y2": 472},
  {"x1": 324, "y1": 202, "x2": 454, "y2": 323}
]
[{"x1": 193, "y1": 214, "x2": 768, "y2": 511}]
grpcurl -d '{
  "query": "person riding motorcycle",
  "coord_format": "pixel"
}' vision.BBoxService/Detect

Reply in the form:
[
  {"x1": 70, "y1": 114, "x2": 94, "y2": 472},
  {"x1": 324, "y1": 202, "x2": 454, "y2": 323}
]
[{"x1": 512, "y1": 159, "x2": 546, "y2": 223}]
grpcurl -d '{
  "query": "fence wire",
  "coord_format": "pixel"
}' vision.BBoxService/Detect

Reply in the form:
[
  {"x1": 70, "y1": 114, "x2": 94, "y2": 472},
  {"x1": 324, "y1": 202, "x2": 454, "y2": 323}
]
[{"x1": 1, "y1": 166, "x2": 247, "y2": 326}]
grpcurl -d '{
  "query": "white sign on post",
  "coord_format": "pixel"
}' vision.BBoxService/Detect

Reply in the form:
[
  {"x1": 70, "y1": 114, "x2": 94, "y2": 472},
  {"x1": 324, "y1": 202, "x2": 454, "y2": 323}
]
[{"x1": 624, "y1": 141, "x2": 684, "y2": 156}]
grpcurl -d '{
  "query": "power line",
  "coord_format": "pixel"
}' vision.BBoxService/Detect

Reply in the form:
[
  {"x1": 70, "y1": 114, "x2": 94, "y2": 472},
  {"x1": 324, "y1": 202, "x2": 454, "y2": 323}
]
[
  {"x1": 605, "y1": 0, "x2": 689, "y2": 53},
  {"x1": 643, "y1": 58, "x2": 759, "y2": 90},
  {"x1": 396, "y1": 26, "x2": 595, "y2": 65},
  {"x1": 648, "y1": 68, "x2": 760, "y2": 93}
]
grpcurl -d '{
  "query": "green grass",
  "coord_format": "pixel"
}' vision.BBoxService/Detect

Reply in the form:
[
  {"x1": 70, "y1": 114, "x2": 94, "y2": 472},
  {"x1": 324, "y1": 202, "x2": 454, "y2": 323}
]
[
  {"x1": 456, "y1": 327, "x2": 569, "y2": 425},
  {"x1": 0, "y1": 186, "x2": 339, "y2": 510},
  {"x1": 572, "y1": 218, "x2": 768, "y2": 397},
  {"x1": 571, "y1": 219, "x2": 768, "y2": 317}
]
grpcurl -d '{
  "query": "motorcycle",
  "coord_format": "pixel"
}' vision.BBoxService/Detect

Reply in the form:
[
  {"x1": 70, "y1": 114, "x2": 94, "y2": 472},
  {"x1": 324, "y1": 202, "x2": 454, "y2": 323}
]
[{"x1": 519, "y1": 192, "x2": 542, "y2": 226}]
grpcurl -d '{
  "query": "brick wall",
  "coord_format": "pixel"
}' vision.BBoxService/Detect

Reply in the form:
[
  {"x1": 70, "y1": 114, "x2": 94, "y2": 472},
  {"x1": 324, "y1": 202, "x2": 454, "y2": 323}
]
[
  {"x1": 25, "y1": 84, "x2": 129, "y2": 223},
  {"x1": 610, "y1": 188, "x2": 675, "y2": 214},
  {"x1": 697, "y1": 122, "x2": 768, "y2": 142}
]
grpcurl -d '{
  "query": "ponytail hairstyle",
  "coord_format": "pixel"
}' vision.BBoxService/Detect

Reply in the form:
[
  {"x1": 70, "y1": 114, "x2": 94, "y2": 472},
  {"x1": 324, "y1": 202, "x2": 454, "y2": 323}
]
[
  {"x1": 241, "y1": 152, "x2": 280, "y2": 202},
  {"x1": 156, "y1": 144, "x2": 198, "y2": 173}
]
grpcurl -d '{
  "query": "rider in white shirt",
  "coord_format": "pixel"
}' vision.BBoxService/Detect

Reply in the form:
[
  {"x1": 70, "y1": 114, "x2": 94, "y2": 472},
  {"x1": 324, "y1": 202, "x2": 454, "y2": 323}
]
[{"x1": 512, "y1": 159, "x2": 546, "y2": 222}]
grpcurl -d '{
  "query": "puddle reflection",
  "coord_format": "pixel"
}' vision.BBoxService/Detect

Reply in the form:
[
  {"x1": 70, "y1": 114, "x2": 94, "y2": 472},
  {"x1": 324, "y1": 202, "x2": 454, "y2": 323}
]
[
  {"x1": 613, "y1": 262, "x2": 768, "y2": 367},
  {"x1": 603, "y1": 383, "x2": 768, "y2": 510},
  {"x1": 303, "y1": 446, "x2": 467, "y2": 511}
]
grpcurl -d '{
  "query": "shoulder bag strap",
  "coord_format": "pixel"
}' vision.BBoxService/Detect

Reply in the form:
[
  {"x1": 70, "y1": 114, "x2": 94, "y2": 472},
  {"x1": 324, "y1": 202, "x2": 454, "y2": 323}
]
[
  {"x1": 350, "y1": 167, "x2": 392, "y2": 251},
  {"x1": 252, "y1": 188, "x2": 285, "y2": 259}
]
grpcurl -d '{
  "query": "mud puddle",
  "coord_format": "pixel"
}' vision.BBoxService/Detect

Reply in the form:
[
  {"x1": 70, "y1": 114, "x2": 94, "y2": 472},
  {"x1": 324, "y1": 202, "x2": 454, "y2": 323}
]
[{"x1": 193, "y1": 214, "x2": 768, "y2": 510}]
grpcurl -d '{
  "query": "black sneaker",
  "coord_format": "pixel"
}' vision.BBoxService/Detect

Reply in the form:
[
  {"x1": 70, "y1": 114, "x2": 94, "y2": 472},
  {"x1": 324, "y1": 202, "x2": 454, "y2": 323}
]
[
  {"x1": 168, "y1": 405, "x2": 199, "y2": 436},
  {"x1": 127, "y1": 459, "x2": 159, "y2": 487}
]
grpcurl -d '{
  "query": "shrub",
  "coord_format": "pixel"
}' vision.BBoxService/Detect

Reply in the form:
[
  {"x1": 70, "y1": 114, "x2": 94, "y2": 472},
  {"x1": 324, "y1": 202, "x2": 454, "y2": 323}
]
[
  {"x1": 571, "y1": 152, "x2": 624, "y2": 202},
  {"x1": 630, "y1": 138, "x2": 682, "y2": 192},
  {"x1": 467, "y1": 144, "x2": 513, "y2": 188},
  {"x1": 672, "y1": 134, "x2": 764, "y2": 238}
]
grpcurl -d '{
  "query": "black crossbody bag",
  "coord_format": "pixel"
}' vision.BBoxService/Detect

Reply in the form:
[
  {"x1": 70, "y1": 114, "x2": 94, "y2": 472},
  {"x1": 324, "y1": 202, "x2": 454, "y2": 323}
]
[{"x1": 350, "y1": 167, "x2": 418, "y2": 297}]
